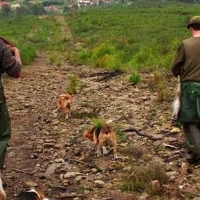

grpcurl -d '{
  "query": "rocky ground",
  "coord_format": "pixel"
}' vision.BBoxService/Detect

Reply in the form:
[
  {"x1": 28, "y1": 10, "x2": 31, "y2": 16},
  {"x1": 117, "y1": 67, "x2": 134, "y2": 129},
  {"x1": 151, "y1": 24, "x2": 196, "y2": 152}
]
[{"x1": 3, "y1": 52, "x2": 200, "y2": 200}]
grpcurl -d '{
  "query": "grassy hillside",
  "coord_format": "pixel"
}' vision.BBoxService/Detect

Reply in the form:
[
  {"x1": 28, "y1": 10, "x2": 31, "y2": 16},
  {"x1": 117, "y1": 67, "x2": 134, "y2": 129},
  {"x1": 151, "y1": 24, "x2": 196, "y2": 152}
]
[
  {"x1": 0, "y1": 2, "x2": 200, "y2": 71},
  {"x1": 0, "y1": 15, "x2": 64, "y2": 65},
  {"x1": 65, "y1": 2, "x2": 200, "y2": 72}
]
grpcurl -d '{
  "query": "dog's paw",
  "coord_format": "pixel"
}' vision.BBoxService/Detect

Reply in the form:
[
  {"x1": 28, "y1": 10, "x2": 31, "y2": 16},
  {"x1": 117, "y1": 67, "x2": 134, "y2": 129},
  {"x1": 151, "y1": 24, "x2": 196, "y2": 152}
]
[
  {"x1": 102, "y1": 146, "x2": 108, "y2": 155},
  {"x1": 96, "y1": 149, "x2": 102, "y2": 157}
]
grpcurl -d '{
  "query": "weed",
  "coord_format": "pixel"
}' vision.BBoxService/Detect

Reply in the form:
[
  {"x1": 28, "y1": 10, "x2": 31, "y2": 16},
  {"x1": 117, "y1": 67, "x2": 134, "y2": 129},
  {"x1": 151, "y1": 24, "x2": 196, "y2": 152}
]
[
  {"x1": 66, "y1": 74, "x2": 84, "y2": 95},
  {"x1": 120, "y1": 145, "x2": 145, "y2": 160},
  {"x1": 129, "y1": 71, "x2": 141, "y2": 85},
  {"x1": 149, "y1": 70, "x2": 166, "y2": 102},
  {"x1": 91, "y1": 118, "x2": 107, "y2": 128},
  {"x1": 116, "y1": 129, "x2": 127, "y2": 142},
  {"x1": 121, "y1": 161, "x2": 168, "y2": 195}
]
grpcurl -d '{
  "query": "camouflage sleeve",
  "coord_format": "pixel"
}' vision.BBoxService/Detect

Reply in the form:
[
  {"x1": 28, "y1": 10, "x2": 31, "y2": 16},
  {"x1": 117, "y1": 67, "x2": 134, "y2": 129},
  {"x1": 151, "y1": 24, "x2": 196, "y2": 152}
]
[
  {"x1": 0, "y1": 41, "x2": 21, "y2": 78},
  {"x1": 171, "y1": 43, "x2": 185, "y2": 77}
]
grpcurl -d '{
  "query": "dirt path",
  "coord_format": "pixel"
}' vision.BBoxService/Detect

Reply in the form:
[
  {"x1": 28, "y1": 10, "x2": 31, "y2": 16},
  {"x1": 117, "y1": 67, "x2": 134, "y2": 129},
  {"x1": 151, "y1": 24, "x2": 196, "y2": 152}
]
[
  {"x1": 3, "y1": 51, "x2": 200, "y2": 200},
  {"x1": 4, "y1": 52, "x2": 70, "y2": 199}
]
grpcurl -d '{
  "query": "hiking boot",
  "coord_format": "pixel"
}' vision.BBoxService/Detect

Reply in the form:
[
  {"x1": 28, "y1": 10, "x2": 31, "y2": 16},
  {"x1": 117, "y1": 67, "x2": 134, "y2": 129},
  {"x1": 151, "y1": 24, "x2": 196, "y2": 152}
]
[{"x1": 186, "y1": 152, "x2": 200, "y2": 164}]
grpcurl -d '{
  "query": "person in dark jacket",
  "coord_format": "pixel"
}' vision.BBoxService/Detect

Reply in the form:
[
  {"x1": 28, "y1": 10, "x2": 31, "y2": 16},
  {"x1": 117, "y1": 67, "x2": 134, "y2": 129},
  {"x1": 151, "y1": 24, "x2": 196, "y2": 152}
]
[
  {"x1": 0, "y1": 37, "x2": 22, "y2": 172},
  {"x1": 171, "y1": 16, "x2": 200, "y2": 163}
]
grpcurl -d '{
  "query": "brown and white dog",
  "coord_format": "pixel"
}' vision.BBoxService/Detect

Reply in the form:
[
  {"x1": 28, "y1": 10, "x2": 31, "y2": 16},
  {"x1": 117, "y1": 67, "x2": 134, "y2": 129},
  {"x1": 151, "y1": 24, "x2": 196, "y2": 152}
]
[
  {"x1": 56, "y1": 93, "x2": 74, "y2": 119},
  {"x1": 0, "y1": 173, "x2": 6, "y2": 200},
  {"x1": 16, "y1": 188, "x2": 49, "y2": 200},
  {"x1": 83, "y1": 124, "x2": 117, "y2": 159}
]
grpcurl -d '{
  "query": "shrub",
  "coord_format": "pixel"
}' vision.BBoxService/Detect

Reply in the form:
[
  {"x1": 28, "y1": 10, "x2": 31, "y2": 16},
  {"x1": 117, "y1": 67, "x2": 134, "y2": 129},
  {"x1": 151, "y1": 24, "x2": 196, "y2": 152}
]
[
  {"x1": 149, "y1": 70, "x2": 166, "y2": 102},
  {"x1": 128, "y1": 71, "x2": 141, "y2": 85},
  {"x1": 121, "y1": 161, "x2": 168, "y2": 195},
  {"x1": 120, "y1": 145, "x2": 145, "y2": 160},
  {"x1": 95, "y1": 54, "x2": 120, "y2": 71},
  {"x1": 91, "y1": 118, "x2": 107, "y2": 128},
  {"x1": 66, "y1": 74, "x2": 84, "y2": 95}
]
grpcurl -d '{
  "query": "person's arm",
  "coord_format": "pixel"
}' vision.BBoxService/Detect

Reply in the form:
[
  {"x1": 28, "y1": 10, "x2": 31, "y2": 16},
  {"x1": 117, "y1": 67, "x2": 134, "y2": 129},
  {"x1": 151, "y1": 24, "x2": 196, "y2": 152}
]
[
  {"x1": 171, "y1": 43, "x2": 185, "y2": 77},
  {"x1": 9, "y1": 46, "x2": 22, "y2": 66},
  {"x1": 0, "y1": 42, "x2": 22, "y2": 78}
]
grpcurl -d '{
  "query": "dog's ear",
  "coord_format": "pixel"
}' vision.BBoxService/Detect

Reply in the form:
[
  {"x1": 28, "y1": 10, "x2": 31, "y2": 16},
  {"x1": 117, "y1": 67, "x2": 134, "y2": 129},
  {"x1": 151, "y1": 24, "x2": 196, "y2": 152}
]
[{"x1": 35, "y1": 189, "x2": 46, "y2": 199}]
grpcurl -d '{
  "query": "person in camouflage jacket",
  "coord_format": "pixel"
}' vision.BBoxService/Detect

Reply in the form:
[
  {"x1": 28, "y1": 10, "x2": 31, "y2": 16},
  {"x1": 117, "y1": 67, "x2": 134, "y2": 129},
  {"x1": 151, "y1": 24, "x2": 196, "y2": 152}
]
[
  {"x1": 0, "y1": 37, "x2": 22, "y2": 172},
  {"x1": 171, "y1": 16, "x2": 200, "y2": 164}
]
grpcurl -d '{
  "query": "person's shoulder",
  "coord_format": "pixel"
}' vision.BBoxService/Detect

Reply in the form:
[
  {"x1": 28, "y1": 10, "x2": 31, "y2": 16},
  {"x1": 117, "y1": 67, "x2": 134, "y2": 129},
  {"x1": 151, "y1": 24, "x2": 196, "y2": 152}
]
[
  {"x1": 0, "y1": 40, "x2": 4, "y2": 46},
  {"x1": 0, "y1": 40, "x2": 7, "y2": 50},
  {"x1": 183, "y1": 37, "x2": 196, "y2": 43}
]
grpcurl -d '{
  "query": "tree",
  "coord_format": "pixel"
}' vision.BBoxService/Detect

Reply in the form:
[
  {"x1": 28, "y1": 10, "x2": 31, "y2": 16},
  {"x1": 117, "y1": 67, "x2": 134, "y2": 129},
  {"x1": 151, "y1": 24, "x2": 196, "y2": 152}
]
[
  {"x1": 16, "y1": 5, "x2": 28, "y2": 16},
  {"x1": 1, "y1": 4, "x2": 11, "y2": 17},
  {"x1": 29, "y1": 3, "x2": 45, "y2": 15}
]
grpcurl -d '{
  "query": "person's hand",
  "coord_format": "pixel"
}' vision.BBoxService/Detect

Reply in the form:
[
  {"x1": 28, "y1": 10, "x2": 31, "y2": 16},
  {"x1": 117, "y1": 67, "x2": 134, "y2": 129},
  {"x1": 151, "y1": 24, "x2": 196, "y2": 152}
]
[
  {"x1": 9, "y1": 46, "x2": 18, "y2": 55},
  {"x1": 9, "y1": 46, "x2": 22, "y2": 66}
]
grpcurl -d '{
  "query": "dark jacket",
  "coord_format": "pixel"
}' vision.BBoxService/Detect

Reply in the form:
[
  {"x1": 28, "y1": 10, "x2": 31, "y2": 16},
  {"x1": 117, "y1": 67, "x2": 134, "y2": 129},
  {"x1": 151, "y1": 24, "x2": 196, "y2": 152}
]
[{"x1": 0, "y1": 40, "x2": 21, "y2": 103}]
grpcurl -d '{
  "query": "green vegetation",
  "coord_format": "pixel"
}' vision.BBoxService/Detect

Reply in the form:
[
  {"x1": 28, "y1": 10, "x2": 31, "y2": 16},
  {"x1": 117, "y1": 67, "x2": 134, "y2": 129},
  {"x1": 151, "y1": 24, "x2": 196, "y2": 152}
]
[
  {"x1": 116, "y1": 129, "x2": 127, "y2": 142},
  {"x1": 129, "y1": 71, "x2": 141, "y2": 85},
  {"x1": 65, "y1": 2, "x2": 200, "y2": 72},
  {"x1": 121, "y1": 161, "x2": 169, "y2": 195},
  {"x1": 66, "y1": 74, "x2": 85, "y2": 94},
  {"x1": 91, "y1": 118, "x2": 107, "y2": 128},
  {"x1": 0, "y1": 15, "x2": 65, "y2": 65},
  {"x1": 149, "y1": 70, "x2": 167, "y2": 101},
  {"x1": 0, "y1": 1, "x2": 200, "y2": 71}
]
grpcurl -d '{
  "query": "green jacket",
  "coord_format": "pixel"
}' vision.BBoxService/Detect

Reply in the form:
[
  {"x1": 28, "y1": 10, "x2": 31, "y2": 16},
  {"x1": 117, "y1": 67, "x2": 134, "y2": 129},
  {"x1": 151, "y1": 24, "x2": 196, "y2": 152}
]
[{"x1": 171, "y1": 37, "x2": 200, "y2": 82}]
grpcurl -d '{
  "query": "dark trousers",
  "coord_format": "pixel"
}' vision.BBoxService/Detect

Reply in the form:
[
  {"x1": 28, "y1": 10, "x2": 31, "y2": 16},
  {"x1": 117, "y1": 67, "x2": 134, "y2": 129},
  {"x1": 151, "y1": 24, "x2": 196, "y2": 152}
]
[
  {"x1": 183, "y1": 122, "x2": 200, "y2": 158},
  {"x1": 0, "y1": 101, "x2": 11, "y2": 170}
]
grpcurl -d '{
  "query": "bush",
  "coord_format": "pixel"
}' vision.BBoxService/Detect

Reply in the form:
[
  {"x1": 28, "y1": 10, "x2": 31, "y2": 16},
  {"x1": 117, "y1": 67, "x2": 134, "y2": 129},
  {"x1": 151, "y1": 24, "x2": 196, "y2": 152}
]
[
  {"x1": 66, "y1": 74, "x2": 84, "y2": 95},
  {"x1": 121, "y1": 161, "x2": 168, "y2": 195},
  {"x1": 129, "y1": 71, "x2": 141, "y2": 85}
]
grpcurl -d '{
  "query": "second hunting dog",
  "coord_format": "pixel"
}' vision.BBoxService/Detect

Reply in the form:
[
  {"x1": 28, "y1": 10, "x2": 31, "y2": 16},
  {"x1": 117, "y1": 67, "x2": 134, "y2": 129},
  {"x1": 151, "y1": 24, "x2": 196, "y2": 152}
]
[
  {"x1": 16, "y1": 188, "x2": 49, "y2": 200},
  {"x1": 83, "y1": 124, "x2": 117, "y2": 159},
  {"x1": 56, "y1": 93, "x2": 74, "y2": 119}
]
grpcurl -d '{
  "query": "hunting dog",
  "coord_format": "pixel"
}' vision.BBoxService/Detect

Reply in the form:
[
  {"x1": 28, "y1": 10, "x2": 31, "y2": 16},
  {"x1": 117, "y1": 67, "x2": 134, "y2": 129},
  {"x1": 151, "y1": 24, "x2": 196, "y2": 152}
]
[
  {"x1": 57, "y1": 93, "x2": 74, "y2": 119},
  {"x1": 83, "y1": 124, "x2": 117, "y2": 159},
  {"x1": 16, "y1": 188, "x2": 49, "y2": 200},
  {"x1": 0, "y1": 173, "x2": 6, "y2": 200}
]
